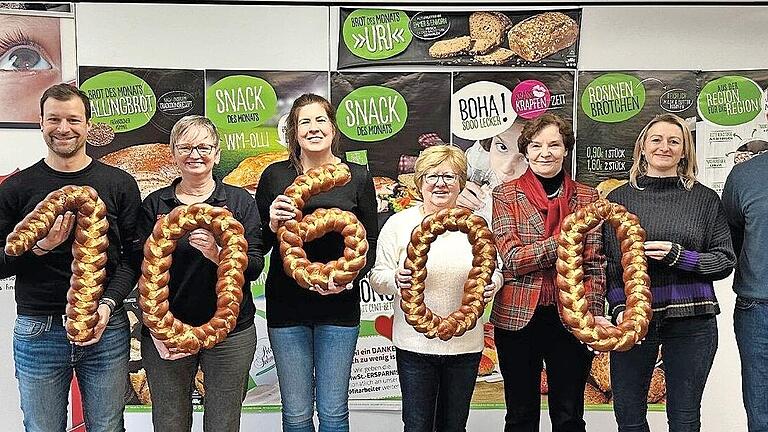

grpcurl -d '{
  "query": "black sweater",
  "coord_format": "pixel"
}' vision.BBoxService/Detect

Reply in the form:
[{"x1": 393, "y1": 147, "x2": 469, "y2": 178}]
[
  {"x1": 0, "y1": 159, "x2": 142, "y2": 315},
  {"x1": 604, "y1": 176, "x2": 735, "y2": 319},
  {"x1": 138, "y1": 177, "x2": 265, "y2": 335},
  {"x1": 255, "y1": 160, "x2": 378, "y2": 327}
]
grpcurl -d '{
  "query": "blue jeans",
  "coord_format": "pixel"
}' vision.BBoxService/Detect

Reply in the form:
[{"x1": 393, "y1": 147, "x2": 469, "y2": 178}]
[
  {"x1": 735, "y1": 296, "x2": 768, "y2": 432},
  {"x1": 141, "y1": 324, "x2": 257, "y2": 432},
  {"x1": 268, "y1": 325, "x2": 359, "y2": 432},
  {"x1": 611, "y1": 314, "x2": 718, "y2": 432},
  {"x1": 13, "y1": 310, "x2": 130, "y2": 432},
  {"x1": 396, "y1": 348, "x2": 482, "y2": 432}
]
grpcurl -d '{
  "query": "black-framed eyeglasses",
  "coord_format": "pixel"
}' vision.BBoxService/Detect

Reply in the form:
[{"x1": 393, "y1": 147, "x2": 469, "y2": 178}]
[
  {"x1": 175, "y1": 144, "x2": 217, "y2": 156},
  {"x1": 424, "y1": 173, "x2": 458, "y2": 185}
]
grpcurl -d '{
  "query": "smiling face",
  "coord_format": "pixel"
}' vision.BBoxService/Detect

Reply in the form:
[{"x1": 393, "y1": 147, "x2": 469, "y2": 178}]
[
  {"x1": 642, "y1": 121, "x2": 684, "y2": 177},
  {"x1": 40, "y1": 96, "x2": 90, "y2": 159},
  {"x1": 525, "y1": 124, "x2": 566, "y2": 178},
  {"x1": 296, "y1": 102, "x2": 335, "y2": 157},
  {"x1": 172, "y1": 126, "x2": 220, "y2": 179},
  {"x1": 420, "y1": 160, "x2": 460, "y2": 213}
]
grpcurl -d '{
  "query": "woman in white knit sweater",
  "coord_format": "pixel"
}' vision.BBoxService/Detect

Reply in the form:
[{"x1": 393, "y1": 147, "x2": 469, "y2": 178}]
[{"x1": 370, "y1": 145, "x2": 502, "y2": 432}]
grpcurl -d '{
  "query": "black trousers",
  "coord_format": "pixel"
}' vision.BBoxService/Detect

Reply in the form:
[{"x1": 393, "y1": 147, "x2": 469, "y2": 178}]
[{"x1": 495, "y1": 305, "x2": 594, "y2": 432}]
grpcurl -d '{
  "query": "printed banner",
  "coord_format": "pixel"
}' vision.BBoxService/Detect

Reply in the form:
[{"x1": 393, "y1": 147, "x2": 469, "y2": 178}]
[
  {"x1": 695, "y1": 70, "x2": 768, "y2": 193},
  {"x1": 0, "y1": 11, "x2": 77, "y2": 127},
  {"x1": 575, "y1": 70, "x2": 698, "y2": 190},
  {"x1": 204, "y1": 70, "x2": 328, "y2": 193},
  {"x1": 338, "y1": 8, "x2": 580, "y2": 69},
  {"x1": 331, "y1": 72, "x2": 451, "y2": 226},
  {"x1": 451, "y1": 71, "x2": 575, "y2": 220},
  {"x1": 80, "y1": 66, "x2": 206, "y2": 193}
]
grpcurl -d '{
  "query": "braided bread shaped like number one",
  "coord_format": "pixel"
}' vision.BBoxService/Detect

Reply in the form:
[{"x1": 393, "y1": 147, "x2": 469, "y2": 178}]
[
  {"x1": 400, "y1": 207, "x2": 497, "y2": 341},
  {"x1": 277, "y1": 163, "x2": 369, "y2": 289},
  {"x1": 138, "y1": 203, "x2": 248, "y2": 354},
  {"x1": 4, "y1": 185, "x2": 109, "y2": 343},
  {"x1": 556, "y1": 198, "x2": 653, "y2": 352}
]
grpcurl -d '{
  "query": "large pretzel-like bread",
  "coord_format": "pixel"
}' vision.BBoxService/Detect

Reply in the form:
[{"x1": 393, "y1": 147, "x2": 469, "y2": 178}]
[
  {"x1": 138, "y1": 203, "x2": 248, "y2": 354},
  {"x1": 556, "y1": 198, "x2": 652, "y2": 352},
  {"x1": 401, "y1": 207, "x2": 497, "y2": 341},
  {"x1": 4, "y1": 185, "x2": 109, "y2": 343},
  {"x1": 278, "y1": 163, "x2": 368, "y2": 289}
]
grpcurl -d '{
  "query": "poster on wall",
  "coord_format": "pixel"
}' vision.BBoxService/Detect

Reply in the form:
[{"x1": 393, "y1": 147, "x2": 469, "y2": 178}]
[
  {"x1": 204, "y1": 70, "x2": 328, "y2": 193},
  {"x1": 331, "y1": 71, "x2": 451, "y2": 226},
  {"x1": 338, "y1": 8, "x2": 580, "y2": 69},
  {"x1": 575, "y1": 70, "x2": 698, "y2": 191},
  {"x1": 79, "y1": 66, "x2": 205, "y2": 200},
  {"x1": 452, "y1": 71, "x2": 575, "y2": 221},
  {"x1": 0, "y1": 9, "x2": 77, "y2": 127},
  {"x1": 695, "y1": 70, "x2": 768, "y2": 193}
]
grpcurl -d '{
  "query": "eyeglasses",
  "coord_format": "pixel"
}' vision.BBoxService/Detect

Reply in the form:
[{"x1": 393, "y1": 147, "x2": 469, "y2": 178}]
[
  {"x1": 175, "y1": 144, "x2": 217, "y2": 156},
  {"x1": 424, "y1": 173, "x2": 458, "y2": 185}
]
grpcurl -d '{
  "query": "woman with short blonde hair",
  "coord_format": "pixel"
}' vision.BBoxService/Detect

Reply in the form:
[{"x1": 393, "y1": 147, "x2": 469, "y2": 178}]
[{"x1": 371, "y1": 144, "x2": 501, "y2": 432}]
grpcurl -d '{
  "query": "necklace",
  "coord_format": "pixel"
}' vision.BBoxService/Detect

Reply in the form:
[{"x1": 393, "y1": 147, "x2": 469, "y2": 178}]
[
  {"x1": 546, "y1": 184, "x2": 563, "y2": 199},
  {"x1": 176, "y1": 181, "x2": 215, "y2": 197}
]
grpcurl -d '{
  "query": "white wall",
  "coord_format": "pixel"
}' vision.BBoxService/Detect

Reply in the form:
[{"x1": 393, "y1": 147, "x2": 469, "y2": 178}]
[{"x1": 2, "y1": 3, "x2": 763, "y2": 431}]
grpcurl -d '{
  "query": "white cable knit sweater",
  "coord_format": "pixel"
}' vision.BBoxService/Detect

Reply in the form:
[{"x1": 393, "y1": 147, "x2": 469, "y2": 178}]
[{"x1": 370, "y1": 205, "x2": 502, "y2": 355}]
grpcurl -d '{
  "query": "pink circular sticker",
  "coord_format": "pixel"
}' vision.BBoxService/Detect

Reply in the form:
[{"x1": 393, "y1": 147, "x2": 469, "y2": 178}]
[{"x1": 512, "y1": 80, "x2": 551, "y2": 119}]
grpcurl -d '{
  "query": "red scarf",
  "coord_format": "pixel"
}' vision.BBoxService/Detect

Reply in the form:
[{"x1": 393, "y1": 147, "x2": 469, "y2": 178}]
[{"x1": 517, "y1": 168, "x2": 575, "y2": 237}]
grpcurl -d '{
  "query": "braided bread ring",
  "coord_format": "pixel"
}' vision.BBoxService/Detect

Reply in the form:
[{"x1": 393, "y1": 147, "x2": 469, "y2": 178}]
[
  {"x1": 278, "y1": 163, "x2": 368, "y2": 289},
  {"x1": 4, "y1": 185, "x2": 109, "y2": 343},
  {"x1": 401, "y1": 207, "x2": 497, "y2": 341},
  {"x1": 556, "y1": 198, "x2": 652, "y2": 352},
  {"x1": 138, "y1": 203, "x2": 248, "y2": 354}
]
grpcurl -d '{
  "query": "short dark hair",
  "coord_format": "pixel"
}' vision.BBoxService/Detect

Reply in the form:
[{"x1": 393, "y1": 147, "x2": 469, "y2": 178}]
[
  {"x1": 517, "y1": 113, "x2": 574, "y2": 155},
  {"x1": 40, "y1": 84, "x2": 91, "y2": 121}
]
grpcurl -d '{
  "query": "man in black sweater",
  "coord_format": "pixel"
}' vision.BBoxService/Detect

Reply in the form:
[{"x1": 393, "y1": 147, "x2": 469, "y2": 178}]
[{"x1": 0, "y1": 84, "x2": 141, "y2": 431}]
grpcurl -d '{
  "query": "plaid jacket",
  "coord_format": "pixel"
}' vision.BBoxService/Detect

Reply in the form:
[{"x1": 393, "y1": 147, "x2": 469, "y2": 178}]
[{"x1": 490, "y1": 179, "x2": 606, "y2": 331}]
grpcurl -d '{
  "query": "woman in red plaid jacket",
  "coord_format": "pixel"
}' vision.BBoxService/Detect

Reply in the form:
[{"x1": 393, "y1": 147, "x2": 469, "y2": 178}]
[{"x1": 490, "y1": 113, "x2": 607, "y2": 432}]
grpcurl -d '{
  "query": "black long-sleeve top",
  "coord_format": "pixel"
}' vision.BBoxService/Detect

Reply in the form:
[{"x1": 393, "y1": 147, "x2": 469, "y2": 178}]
[
  {"x1": 0, "y1": 159, "x2": 142, "y2": 315},
  {"x1": 255, "y1": 160, "x2": 378, "y2": 328},
  {"x1": 138, "y1": 177, "x2": 264, "y2": 335},
  {"x1": 604, "y1": 176, "x2": 735, "y2": 319}
]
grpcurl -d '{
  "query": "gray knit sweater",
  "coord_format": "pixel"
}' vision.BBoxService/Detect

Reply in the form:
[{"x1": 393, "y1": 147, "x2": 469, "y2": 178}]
[{"x1": 604, "y1": 176, "x2": 735, "y2": 319}]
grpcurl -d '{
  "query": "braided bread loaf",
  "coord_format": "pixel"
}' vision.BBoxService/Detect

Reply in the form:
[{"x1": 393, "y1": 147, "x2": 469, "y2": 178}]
[
  {"x1": 556, "y1": 198, "x2": 652, "y2": 352},
  {"x1": 4, "y1": 185, "x2": 109, "y2": 343},
  {"x1": 278, "y1": 163, "x2": 368, "y2": 289},
  {"x1": 401, "y1": 207, "x2": 497, "y2": 341},
  {"x1": 138, "y1": 203, "x2": 248, "y2": 354}
]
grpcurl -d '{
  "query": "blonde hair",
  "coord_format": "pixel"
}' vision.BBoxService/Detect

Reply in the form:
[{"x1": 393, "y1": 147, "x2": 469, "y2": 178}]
[
  {"x1": 629, "y1": 114, "x2": 698, "y2": 190},
  {"x1": 170, "y1": 115, "x2": 219, "y2": 149},
  {"x1": 413, "y1": 145, "x2": 467, "y2": 198}
]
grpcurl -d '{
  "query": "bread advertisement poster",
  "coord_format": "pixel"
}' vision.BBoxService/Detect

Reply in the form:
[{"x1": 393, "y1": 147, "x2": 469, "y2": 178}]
[
  {"x1": 695, "y1": 70, "x2": 768, "y2": 193},
  {"x1": 337, "y1": 8, "x2": 581, "y2": 68},
  {"x1": 575, "y1": 70, "x2": 698, "y2": 191},
  {"x1": 331, "y1": 72, "x2": 450, "y2": 225},
  {"x1": 451, "y1": 71, "x2": 575, "y2": 222},
  {"x1": 205, "y1": 70, "x2": 328, "y2": 195}
]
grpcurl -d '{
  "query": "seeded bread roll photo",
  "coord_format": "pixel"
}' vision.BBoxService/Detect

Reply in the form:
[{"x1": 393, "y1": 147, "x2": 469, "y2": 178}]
[
  {"x1": 469, "y1": 11, "x2": 512, "y2": 46},
  {"x1": 507, "y1": 12, "x2": 579, "y2": 62},
  {"x1": 474, "y1": 47, "x2": 515, "y2": 65},
  {"x1": 428, "y1": 36, "x2": 472, "y2": 58}
]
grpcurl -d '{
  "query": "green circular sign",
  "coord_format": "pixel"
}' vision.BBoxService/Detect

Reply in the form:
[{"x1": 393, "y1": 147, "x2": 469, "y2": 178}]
[
  {"x1": 343, "y1": 9, "x2": 413, "y2": 60},
  {"x1": 80, "y1": 71, "x2": 156, "y2": 133},
  {"x1": 581, "y1": 73, "x2": 646, "y2": 123},
  {"x1": 206, "y1": 75, "x2": 278, "y2": 132},
  {"x1": 697, "y1": 75, "x2": 763, "y2": 126},
  {"x1": 337, "y1": 86, "x2": 408, "y2": 142}
]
